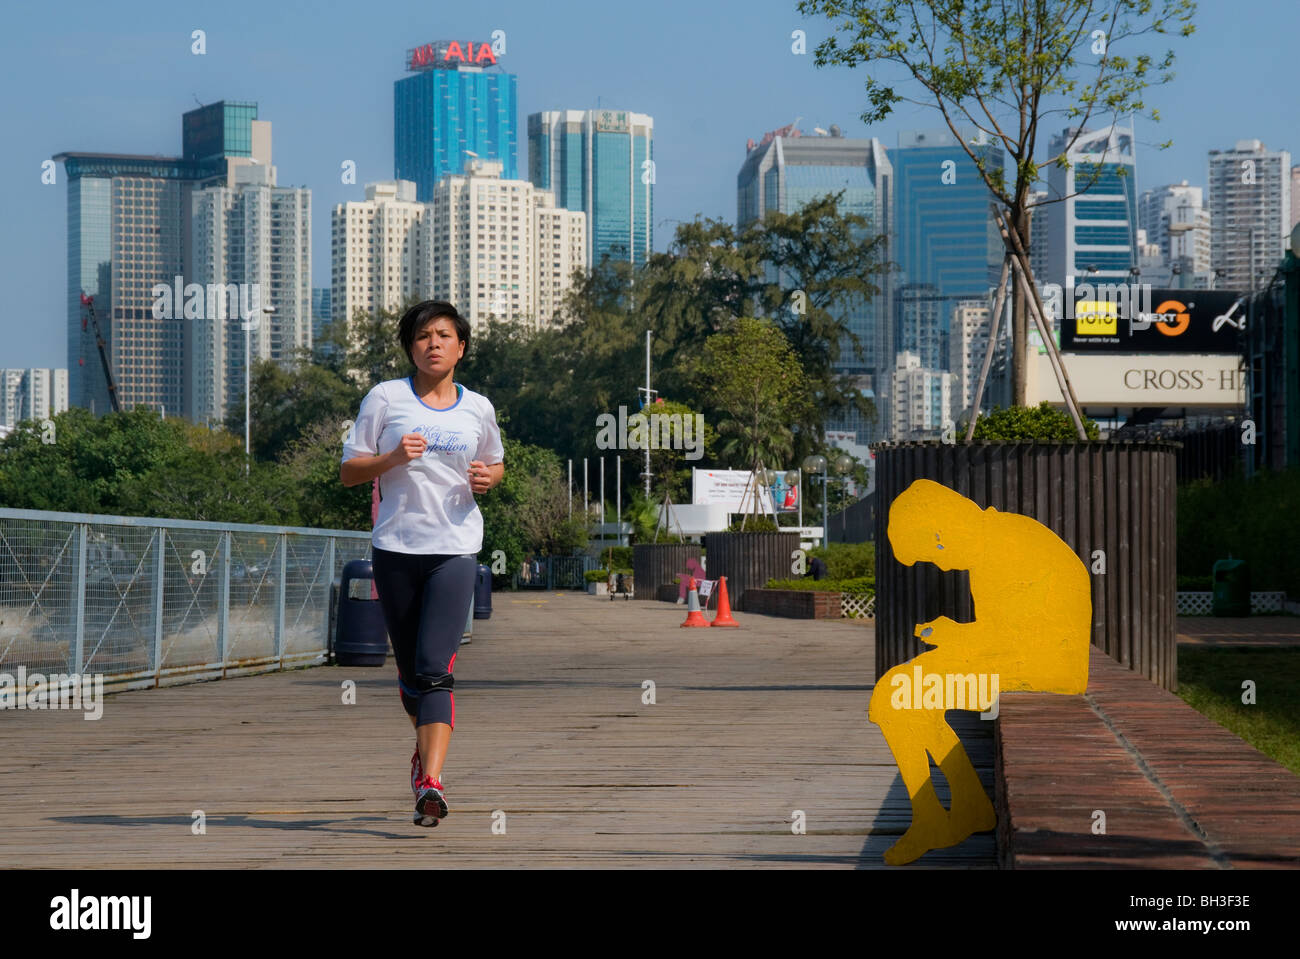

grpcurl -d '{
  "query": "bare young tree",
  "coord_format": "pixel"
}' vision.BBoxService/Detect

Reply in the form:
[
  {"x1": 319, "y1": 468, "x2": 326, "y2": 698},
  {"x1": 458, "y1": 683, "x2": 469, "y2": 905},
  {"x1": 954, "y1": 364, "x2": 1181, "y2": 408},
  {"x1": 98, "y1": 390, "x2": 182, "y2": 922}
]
[{"x1": 798, "y1": 0, "x2": 1197, "y2": 404}]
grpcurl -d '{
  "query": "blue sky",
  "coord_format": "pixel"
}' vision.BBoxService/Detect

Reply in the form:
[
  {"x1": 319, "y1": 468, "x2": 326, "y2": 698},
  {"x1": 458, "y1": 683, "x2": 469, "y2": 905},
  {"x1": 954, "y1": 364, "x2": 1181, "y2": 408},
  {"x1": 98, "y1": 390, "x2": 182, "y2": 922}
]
[{"x1": 1, "y1": 0, "x2": 1295, "y2": 369}]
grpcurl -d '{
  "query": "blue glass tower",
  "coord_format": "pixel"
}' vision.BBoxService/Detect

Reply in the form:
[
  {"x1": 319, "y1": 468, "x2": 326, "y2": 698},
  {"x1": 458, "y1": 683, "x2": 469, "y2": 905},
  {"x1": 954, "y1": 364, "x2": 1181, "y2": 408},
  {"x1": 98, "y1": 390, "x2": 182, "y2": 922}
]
[
  {"x1": 891, "y1": 128, "x2": 1005, "y2": 374},
  {"x1": 527, "y1": 109, "x2": 654, "y2": 268},
  {"x1": 736, "y1": 128, "x2": 892, "y2": 380},
  {"x1": 396, "y1": 41, "x2": 517, "y2": 202}
]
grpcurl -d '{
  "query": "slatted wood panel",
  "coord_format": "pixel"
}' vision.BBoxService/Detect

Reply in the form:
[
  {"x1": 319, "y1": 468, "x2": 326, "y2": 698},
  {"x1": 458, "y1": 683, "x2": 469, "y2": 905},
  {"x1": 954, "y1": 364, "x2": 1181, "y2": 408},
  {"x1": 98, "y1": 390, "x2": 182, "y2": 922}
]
[
  {"x1": 872, "y1": 442, "x2": 1179, "y2": 690},
  {"x1": 0, "y1": 593, "x2": 995, "y2": 869},
  {"x1": 702, "y1": 532, "x2": 801, "y2": 612},
  {"x1": 632, "y1": 544, "x2": 701, "y2": 603}
]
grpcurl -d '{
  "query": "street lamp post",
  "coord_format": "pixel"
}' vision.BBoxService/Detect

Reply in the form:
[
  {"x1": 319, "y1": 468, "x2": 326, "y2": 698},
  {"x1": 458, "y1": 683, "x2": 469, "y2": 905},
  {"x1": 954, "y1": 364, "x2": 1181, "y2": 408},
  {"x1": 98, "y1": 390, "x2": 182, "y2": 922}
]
[{"x1": 802, "y1": 454, "x2": 827, "y2": 545}]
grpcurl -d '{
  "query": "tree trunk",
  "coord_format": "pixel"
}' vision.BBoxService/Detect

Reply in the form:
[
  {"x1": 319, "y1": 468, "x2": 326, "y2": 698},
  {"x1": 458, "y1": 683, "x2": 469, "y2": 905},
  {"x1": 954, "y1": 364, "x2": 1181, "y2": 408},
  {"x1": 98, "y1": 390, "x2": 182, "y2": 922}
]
[{"x1": 1010, "y1": 205, "x2": 1032, "y2": 407}]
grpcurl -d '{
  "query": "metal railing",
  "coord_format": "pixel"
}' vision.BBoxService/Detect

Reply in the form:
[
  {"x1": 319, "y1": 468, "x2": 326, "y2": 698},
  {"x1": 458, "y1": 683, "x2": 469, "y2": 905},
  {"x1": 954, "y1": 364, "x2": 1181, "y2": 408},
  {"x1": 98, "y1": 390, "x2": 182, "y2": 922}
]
[{"x1": 0, "y1": 507, "x2": 372, "y2": 691}]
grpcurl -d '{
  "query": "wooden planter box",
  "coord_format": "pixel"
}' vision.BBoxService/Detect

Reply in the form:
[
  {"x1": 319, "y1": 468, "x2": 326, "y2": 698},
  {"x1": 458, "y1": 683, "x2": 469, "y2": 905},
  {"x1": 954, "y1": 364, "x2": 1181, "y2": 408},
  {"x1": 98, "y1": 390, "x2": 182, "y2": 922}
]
[
  {"x1": 702, "y1": 531, "x2": 801, "y2": 612},
  {"x1": 744, "y1": 588, "x2": 842, "y2": 619},
  {"x1": 632, "y1": 543, "x2": 701, "y2": 603},
  {"x1": 872, "y1": 441, "x2": 1179, "y2": 691}
]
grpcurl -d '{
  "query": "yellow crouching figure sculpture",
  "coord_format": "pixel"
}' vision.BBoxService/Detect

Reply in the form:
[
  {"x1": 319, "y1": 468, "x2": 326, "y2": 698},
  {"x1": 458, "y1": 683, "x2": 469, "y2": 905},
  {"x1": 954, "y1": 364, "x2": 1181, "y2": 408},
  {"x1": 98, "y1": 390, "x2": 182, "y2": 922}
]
[{"x1": 870, "y1": 479, "x2": 1092, "y2": 865}]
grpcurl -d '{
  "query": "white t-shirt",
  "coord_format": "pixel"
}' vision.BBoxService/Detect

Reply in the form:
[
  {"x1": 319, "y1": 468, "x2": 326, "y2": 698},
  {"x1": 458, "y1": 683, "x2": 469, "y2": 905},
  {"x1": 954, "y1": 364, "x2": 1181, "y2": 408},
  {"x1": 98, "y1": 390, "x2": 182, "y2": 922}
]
[{"x1": 342, "y1": 377, "x2": 505, "y2": 555}]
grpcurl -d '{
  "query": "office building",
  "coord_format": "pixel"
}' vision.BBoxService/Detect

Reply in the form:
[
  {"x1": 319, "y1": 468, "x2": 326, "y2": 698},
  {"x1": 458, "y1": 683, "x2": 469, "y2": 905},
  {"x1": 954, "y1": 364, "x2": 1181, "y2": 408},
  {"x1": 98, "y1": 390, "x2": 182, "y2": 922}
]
[
  {"x1": 312, "y1": 288, "x2": 331, "y2": 352},
  {"x1": 1042, "y1": 124, "x2": 1138, "y2": 285},
  {"x1": 190, "y1": 158, "x2": 311, "y2": 427},
  {"x1": 1208, "y1": 139, "x2": 1292, "y2": 290},
  {"x1": 0, "y1": 368, "x2": 69, "y2": 427},
  {"x1": 891, "y1": 128, "x2": 1005, "y2": 388},
  {"x1": 737, "y1": 123, "x2": 892, "y2": 438},
  {"x1": 53, "y1": 101, "x2": 265, "y2": 419},
  {"x1": 528, "y1": 109, "x2": 653, "y2": 268},
  {"x1": 395, "y1": 40, "x2": 517, "y2": 202}
]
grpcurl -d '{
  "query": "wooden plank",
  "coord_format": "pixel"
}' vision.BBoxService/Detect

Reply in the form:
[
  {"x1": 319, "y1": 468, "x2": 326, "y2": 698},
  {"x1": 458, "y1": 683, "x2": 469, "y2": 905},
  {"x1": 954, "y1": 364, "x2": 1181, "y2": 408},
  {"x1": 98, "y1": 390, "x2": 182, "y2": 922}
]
[{"x1": 0, "y1": 592, "x2": 996, "y2": 869}]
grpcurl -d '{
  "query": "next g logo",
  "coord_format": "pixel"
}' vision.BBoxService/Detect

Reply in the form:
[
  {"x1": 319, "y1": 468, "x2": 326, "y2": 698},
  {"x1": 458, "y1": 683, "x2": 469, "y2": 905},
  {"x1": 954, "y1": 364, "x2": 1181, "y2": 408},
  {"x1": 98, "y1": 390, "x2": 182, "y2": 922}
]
[{"x1": 1132, "y1": 299, "x2": 1190, "y2": 337}]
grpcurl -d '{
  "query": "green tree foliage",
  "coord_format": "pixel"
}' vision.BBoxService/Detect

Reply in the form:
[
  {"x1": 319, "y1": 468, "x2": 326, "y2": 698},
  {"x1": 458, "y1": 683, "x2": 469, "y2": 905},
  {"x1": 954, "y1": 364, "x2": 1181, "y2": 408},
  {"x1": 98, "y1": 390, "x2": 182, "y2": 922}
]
[
  {"x1": 970, "y1": 402, "x2": 1100, "y2": 441},
  {"x1": 690, "y1": 317, "x2": 816, "y2": 474},
  {"x1": 1178, "y1": 468, "x2": 1300, "y2": 595},
  {"x1": 0, "y1": 408, "x2": 299, "y2": 524},
  {"x1": 798, "y1": 0, "x2": 1196, "y2": 404},
  {"x1": 604, "y1": 399, "x2": 715, "y2": 504},
  {"x1": 232, "y1": 356, "x2": 361, "y2": 463}
]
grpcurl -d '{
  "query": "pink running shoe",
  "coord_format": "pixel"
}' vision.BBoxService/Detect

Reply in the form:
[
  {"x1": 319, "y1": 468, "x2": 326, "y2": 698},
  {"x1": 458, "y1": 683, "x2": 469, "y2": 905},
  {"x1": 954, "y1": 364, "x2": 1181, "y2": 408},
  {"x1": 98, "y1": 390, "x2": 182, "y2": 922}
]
[{"x1": 414, "y1": 774, "x2": 448, "y2": 827}]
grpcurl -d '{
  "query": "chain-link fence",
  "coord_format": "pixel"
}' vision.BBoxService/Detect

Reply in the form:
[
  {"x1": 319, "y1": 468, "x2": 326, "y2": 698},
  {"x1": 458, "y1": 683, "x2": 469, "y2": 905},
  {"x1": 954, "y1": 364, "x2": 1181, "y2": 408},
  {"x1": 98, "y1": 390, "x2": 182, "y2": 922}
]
[{"x1": 0, "y1": 507, "x2": 372, "y2": 690}]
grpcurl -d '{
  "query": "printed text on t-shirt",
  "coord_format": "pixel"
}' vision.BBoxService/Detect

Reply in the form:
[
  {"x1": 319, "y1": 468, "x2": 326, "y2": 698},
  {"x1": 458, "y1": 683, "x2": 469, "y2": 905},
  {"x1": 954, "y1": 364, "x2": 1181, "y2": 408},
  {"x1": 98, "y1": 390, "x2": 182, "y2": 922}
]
[{"x1": 413, "y1": 425, "x2": 469, "y2": 454}]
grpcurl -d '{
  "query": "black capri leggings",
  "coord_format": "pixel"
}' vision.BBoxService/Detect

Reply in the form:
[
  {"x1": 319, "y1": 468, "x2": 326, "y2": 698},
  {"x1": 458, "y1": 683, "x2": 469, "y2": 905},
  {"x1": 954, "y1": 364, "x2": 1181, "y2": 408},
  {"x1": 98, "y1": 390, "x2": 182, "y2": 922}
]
[{"x1": 371, "y1": 548, "x2": 478, "y2": 729}]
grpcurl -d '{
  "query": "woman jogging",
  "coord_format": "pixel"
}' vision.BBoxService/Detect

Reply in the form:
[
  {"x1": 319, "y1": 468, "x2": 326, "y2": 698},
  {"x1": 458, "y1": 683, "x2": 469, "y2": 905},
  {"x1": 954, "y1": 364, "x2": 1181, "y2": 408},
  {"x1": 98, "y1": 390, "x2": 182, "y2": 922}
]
[{"x1": 339, "y1": 300, "x2": 504, "y2": 827}]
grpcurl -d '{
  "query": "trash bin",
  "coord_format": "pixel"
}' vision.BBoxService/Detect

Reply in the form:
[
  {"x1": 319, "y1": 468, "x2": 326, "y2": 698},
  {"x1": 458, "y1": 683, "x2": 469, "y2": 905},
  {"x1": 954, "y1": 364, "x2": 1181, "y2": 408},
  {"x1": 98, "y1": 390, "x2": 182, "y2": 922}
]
[
  {"x1": 335, "y1": 559, "x2": 389, "y2": 666},
  {"x1": 1212, "y1": 558, "x2": 1250, "y2": 617},
  {"x1": 474, "y1": 564, "x2": 492, "y2": 618}
]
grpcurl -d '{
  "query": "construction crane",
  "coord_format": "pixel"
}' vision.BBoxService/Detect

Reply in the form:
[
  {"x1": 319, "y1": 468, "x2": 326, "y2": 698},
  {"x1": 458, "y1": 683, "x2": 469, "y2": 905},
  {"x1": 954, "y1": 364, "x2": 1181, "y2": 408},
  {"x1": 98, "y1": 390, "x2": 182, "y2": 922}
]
[{"x1": 79, "y1": 292, "x2": 121, "y2": 413}]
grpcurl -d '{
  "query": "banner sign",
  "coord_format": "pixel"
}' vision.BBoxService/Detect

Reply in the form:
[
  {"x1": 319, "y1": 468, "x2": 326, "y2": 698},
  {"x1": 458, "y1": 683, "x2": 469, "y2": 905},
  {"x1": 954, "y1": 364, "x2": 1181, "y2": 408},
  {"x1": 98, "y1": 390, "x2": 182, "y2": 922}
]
[{"x1": 1058, "y1": 287, "x2": 1247, "y2": 354}]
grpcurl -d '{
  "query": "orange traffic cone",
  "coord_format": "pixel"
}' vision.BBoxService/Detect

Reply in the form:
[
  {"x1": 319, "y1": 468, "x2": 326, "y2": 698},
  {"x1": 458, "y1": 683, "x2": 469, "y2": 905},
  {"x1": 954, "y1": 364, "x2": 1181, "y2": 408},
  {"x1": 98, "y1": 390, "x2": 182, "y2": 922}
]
[
  {"x1": 710, "y1": 576, "x2": 739, "y2": 627},
  {"x1": 680, "y1": 577, "x2": 709, "y2": 627}
]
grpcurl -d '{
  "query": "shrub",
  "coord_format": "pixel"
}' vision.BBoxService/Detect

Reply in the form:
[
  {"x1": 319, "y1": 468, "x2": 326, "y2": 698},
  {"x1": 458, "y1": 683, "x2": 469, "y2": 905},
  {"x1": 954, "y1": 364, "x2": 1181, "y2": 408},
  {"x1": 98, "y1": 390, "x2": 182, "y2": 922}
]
[
  {"x1": 725, "y1": 516, "x2": 779, "y2": 532},
  {"x1": 765, "y1": 576, "x2": 875, "y2": 593},
  {"x1": 808, "y1": 541, "x2": 875, "y2": 580},
  {"x1": 584, "y1": 569, "x2": 609, "y2": 583},
  {"x1": 971, "y1": 402, "x2": 1100, "y2": 441}
]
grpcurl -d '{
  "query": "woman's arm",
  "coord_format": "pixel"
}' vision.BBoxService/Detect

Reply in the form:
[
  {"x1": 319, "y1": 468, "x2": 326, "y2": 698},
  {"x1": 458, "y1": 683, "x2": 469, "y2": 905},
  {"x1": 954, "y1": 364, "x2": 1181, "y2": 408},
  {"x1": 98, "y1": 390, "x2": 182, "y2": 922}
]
[
  {"x1": 340, "y1": 449, "x2": 396, "y2": 488},
  {"x1": 341, "y1": 434, "x2": 428, "y2": 487}
]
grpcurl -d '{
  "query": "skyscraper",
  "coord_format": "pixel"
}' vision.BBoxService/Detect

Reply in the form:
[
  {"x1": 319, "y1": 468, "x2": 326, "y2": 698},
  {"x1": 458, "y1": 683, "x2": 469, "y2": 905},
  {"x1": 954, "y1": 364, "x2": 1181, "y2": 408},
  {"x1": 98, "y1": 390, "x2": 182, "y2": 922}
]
[
  {"x1": 312, "y1": 288, "x2": 331, "y2": 351},
  {"x1": 528, "y1": 109, "x2": 653, "y2": 268},
  {"x1": 1208, "y1": 139, "x2": 1292, "y2": 290},
  {"x1": 1042, "y1": 123, "x2": 1138, "y2": 285},
  {"x1": 889, "y1": 128, "x2": 1004, "y2": 438},
  {"x1": 736, "y1": 123, "x2": 892, "y2": 440},
  {"x1": 53, "y1": 101, "x2": 261, "y2": 418},
  {"x1": 395, "y1": 40, "x2": 517, "y2": 202},
  {"x1": 191, "y1": 158, "x2": 311, "y2": 426}
]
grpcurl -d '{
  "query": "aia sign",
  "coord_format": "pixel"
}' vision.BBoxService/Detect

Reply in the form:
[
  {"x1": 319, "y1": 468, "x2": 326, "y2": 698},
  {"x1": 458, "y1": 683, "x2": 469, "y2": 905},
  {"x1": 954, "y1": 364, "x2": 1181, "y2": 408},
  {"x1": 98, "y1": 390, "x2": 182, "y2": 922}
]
[{"x1": 408, "y1": 40, "x2": 498, "y2": 71}]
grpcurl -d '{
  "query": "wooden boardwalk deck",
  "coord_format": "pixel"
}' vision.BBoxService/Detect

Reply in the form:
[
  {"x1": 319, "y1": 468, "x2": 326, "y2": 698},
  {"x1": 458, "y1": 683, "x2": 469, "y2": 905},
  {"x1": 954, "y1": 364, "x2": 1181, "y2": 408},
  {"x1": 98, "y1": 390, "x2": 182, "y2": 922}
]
[{"x1": 0, "y1": 592, "x2": 995, "y2": 869}]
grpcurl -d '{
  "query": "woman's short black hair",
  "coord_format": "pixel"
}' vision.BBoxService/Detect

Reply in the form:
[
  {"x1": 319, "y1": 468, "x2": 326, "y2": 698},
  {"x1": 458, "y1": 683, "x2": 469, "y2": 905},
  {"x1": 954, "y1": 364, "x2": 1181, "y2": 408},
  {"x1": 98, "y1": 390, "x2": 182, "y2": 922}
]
[{"x1": 398, "y1": 300, "x2": 470, "y2": 368}]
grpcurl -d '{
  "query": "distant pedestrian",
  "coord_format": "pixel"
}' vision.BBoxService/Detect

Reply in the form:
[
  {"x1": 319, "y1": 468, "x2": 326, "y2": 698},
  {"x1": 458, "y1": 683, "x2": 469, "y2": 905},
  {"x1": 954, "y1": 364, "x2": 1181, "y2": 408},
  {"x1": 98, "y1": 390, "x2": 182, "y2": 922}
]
[{"x1": 808, "y1": 556, "x2": 829, "y2": 581}]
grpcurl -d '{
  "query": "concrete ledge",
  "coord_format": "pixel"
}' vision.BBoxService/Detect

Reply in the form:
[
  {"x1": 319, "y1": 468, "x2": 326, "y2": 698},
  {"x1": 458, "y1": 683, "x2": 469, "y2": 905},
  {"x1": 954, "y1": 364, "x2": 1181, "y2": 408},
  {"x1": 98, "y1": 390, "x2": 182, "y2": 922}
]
[{"x1": 996, "y1": 646, "x2": 1300, "y2": 868}]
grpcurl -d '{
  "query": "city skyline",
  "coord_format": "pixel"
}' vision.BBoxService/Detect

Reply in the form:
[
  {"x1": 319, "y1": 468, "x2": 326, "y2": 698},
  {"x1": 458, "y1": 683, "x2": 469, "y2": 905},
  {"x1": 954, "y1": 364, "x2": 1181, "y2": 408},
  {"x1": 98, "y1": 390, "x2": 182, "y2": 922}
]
[{"x1": 4, "y1": 0, "x2": 1298, "y2": 372}]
